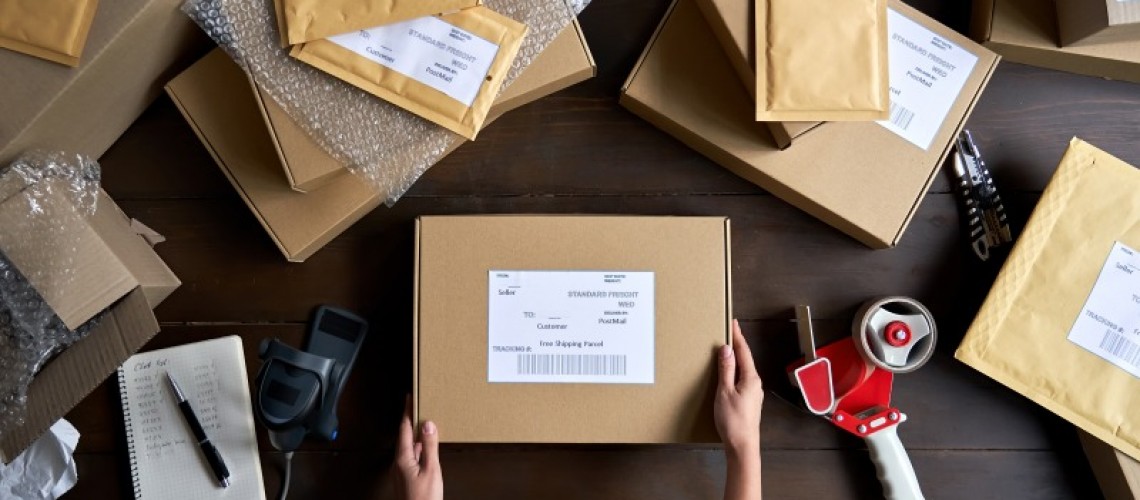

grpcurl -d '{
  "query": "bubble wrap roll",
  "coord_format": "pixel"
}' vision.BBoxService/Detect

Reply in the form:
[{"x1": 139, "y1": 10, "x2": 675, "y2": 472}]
[
  {"x1": 0, "y1": 151, "x2": 102, "y2": 432},
  {"x1": 183, "y1": 0, "x2": 590, "y2": 205}
]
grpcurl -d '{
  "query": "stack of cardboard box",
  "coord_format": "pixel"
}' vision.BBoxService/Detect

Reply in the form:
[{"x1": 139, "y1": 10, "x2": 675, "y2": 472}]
[
  {"x1": 620, "y1": 0, "x2": 999, "y2": 249},
  {"x1": 166, "y1": 21, "x2": 597, "y2": 262}
]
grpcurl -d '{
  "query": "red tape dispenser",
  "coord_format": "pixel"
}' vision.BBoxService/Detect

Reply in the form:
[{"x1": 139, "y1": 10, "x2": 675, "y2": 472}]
[{"x1": 788, "y1": 298, "x2": 937, "y2": 500}]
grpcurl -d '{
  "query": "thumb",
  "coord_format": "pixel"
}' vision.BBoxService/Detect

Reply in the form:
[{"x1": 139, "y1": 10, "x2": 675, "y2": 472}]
[
  {"x1": 717, "y1": 344, "x2": 736, "y2": 390},
  {"x1": 419, "y1": 420, "x2": 440, "y2": 472}
]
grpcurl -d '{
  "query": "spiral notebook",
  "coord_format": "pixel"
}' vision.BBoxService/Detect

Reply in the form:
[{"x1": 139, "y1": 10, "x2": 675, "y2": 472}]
[{"x1": 117, "y1": 335, "x2": 266, "y2": 499}]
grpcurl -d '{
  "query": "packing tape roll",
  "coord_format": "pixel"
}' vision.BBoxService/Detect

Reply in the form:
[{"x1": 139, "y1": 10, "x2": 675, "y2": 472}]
[{"x1": 852, "y1": 296, "x2": 937, "y2": 374}]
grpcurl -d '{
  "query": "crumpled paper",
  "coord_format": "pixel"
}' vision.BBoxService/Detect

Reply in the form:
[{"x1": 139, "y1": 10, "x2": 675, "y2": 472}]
[{"x1": 0, "y1": 419, "x2": 79, "y2": 499}]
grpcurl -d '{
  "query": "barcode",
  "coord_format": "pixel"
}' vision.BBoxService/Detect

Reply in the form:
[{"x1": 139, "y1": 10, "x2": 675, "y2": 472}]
[
  {"x1": 516, "y1": 354, "x2": 627, "y2": 376},
  {"x1": 888, "y1": 102, "x2": 915, "y2": 130},
  {"x1": 1099, "y1": 331, "x2": 1140, "y2": 367}
]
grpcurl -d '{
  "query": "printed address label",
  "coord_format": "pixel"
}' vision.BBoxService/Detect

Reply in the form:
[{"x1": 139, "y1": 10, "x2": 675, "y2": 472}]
[
  {"x1": 487, "y1": 270, "x2": 655, "y2": 384},
  {"x1": 328, "y1": 16, "x2": 500, "y2": 107},
  {"x1": 1068, "y1": 241, "x2": 1140, "y2": 379},
  {"x1": 877, "y1": 8, "x2": 979, "y2": 150}
]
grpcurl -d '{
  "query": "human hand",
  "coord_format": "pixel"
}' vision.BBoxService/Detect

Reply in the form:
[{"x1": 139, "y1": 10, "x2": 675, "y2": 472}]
[
  {"x1": 714, "y1": 319, "x2": 763, "y2": 458},
  {"x1": 394, "y1": 397, "x2": 443, "y2": 500}
]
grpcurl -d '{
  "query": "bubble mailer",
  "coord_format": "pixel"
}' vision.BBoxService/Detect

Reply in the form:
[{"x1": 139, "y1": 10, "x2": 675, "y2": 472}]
[
  {"x1": 0, "y1": 151, "x2": 101, "y2": 432},
  {"x1": 184, "y1": 0, "x2": 591, "y2": 205}
]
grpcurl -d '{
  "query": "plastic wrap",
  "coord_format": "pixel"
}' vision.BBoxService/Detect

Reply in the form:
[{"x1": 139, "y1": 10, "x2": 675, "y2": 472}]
[
  {"x1": 183, "y1": 0, "x2": 590, "y2": 205},
  {"x1": 0, "y1": 152, "x2": 101, "y2": 431}
]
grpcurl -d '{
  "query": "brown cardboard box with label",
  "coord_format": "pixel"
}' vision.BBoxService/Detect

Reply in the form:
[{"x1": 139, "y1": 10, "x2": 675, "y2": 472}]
[
  {"x1": 622, "y1": 0, "x2": 998, "y2": 249},
  {"x1": 956, "y1": 139, "x2": 1140, "y2": 462},
  {"x1": 166, "y1": 22, "x2": 595, "y2": 262},
  {"x1": 0, "y1": 0, "x2": 212, "y2": 165},
  {"x1": 413, "y1": 216, "x2": 731, "y2": 443},
  {"x1": 1056, "y1": 0, "x2": 1140, "y2": 46},
  {"x1": 0, "y1": 190, "x2": 180, "y2": 462},
  {"x1": 974, "y1": 0, "x2": 1140, "y2": 84}
]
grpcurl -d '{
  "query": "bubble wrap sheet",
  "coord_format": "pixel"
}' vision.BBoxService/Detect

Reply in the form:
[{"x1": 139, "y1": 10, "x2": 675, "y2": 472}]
[
  {"x1": 184, "y1": 0, "x2": 591, "y2": 205},
  {"x1": 0, "y1": 152, "x2": 101, "y2": 432}
]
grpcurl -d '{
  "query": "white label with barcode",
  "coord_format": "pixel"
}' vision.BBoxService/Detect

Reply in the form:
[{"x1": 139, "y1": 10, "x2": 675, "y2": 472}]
[
  {"x1": 487, "y1": 270, "x2": 655, "y2": 384},
  {"x1": 877, "y1": 8, "x2": 979, "y2": 150},
  {"x1": 327, "y1": 16, "x2": 500, "y2": 107},
  {"x1": 1068, "y1": 242, "x2": 1140, "y2": 378}
]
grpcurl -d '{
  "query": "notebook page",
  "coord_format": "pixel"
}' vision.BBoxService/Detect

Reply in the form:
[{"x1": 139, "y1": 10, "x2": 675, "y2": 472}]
[{"x1": 119, "y1": 335, "x2": 265, "y2": 500}]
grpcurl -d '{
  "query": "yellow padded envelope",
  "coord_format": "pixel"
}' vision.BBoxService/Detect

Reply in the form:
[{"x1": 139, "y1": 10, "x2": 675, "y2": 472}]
[
  {"x1": 956, "y1": 138, "x2": 1140, "y2": 462},
  {"x1": 0, "y1": 0, "x2": 99, "y2": 66},
  {"x1": 755, "y1": 0, "x2": 889, "y2": 121},
  {"x1": 274, "y1": 0, "x2": 480, "y2": 46}
]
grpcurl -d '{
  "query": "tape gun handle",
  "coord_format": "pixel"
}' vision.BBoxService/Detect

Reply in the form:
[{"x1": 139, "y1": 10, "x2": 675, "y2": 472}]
[{"x1": 866, "y1": 425, "x2": 925, "y2": 500}]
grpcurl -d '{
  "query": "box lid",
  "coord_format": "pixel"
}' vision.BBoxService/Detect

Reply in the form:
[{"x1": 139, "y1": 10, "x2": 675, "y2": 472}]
[
  {"x1": 621, "y1": 0, "x2": 998, "y2": 248},
  {"x1": 414, "y1": 215, "x2": 730, "y2": 443},
  {"x1": 166, "y1": 21, "x2": 595, "y2": 262}
]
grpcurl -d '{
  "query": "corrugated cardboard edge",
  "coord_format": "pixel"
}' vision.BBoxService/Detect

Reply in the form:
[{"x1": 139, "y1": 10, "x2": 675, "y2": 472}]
[
  {"x1": 1081, "y1": 430, "x2": 1140, "y2": 500},
  {"x1": 723, "y1": 217, "x2": 733, "y2": 346},
  {"x1": 954, "y1": 138, "x2": 1140, "y2": 463},
  {"x1": 0, "y1": 289, "x2": 160, "y2": 463},
  {"x1": 413, "y1": 217, "x2": 423, "y2": 426}
]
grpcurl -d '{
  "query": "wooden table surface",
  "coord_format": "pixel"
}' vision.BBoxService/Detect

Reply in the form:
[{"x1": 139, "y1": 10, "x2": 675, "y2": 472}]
[{"x1": 60, "y1": 0, "x2": 1140, "y2": 498}]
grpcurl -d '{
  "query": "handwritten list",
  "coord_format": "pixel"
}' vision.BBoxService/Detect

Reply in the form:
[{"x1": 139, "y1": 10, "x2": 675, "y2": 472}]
[{"x1": 118, "y1": 336, "x2": 265, "y2": 500}]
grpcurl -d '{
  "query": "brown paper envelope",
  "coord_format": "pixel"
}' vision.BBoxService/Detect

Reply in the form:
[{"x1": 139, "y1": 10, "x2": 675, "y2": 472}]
[
  {"x1": 956, "y1": 138, "x2": 1140, "y2": 462},
  {"x1": 290, "y1": 6, "x2": 526, "y2": 140},
  {"x1": 0, "y1": 0, "x2": 99, "y2": 66},
  {"x1": 755, "y1": 0, "x2": 889, "y2": 121},
  {"x1": 275, "y1": 0, "x2": 481, "y2": 46}
]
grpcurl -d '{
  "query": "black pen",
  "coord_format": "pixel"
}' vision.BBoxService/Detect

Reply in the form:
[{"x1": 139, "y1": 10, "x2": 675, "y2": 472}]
[{"x1": 167, "y1": 372, "x2": 231, "y2": 488}]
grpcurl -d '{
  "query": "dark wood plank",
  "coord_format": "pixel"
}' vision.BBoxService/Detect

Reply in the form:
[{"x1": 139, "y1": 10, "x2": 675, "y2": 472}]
[{"x1": 72, "y1": 448, "x2": 1096, "y2": 499}]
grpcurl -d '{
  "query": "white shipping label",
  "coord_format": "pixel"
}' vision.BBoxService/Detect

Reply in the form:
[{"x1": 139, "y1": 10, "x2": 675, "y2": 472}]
[
  {"x1": 327, "y1": 16, "x2": 500, "y2": 107},
  {"x1": 487, "y1": 270, "x2": 655, "y2": 384},
  {"x1": 877, "y1": 8, "x2": 979, "y2": 150},
  {"x1": 1068, "y1": 242, "x2": 1140, "y2": 379}
]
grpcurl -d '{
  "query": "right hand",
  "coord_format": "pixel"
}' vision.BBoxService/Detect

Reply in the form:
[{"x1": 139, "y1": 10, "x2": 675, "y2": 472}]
[
  {"x1": 714, "y1": 319, "x2": 764, "y2": 457},
  {"x1": 394, "y1": 397, "x2": 443, "y2": 500}
]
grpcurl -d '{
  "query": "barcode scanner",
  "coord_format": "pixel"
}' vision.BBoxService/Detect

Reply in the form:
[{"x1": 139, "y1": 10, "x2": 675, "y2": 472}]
[{"x1": 253, "y1": 306, "x2": 368, "y2": 453}]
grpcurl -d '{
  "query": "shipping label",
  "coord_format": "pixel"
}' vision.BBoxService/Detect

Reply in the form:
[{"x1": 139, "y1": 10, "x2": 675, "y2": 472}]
[
  {"x1": 487, "y1": 270, "x2": 655, "y2": 384},
  {"x1": 878, "y1": 8, "x2": 979, "y2": 150},
  {"x1": 1068, "y1": 241, "x2": 1140, "y2": 379},
  {"x1": 327, "y1": 16, "x2": 500, "y2": 107}
]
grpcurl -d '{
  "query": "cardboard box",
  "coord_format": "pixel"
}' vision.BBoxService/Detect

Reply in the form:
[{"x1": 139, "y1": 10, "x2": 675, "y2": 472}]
[
  {"x1": 1056, "y1": 0, "x2": 1140, "y2": 46},
  {"x1": 694, "y1": 0, "x2": 820, "y2": 148},
  {"x1": 413, "y1": 216, "x2": 731, "y2": 443},
  {"x1": 166, "y1": 22, "x2": 595, "y2": 262},
  {"x1": 1081, "y1": 431, "x2": 1140, "y2": 500},
  {"x1": 956, "y1": 139, "x2": 1140, "y2": 462},
  {"x1": 973, "y1": 0, "x2": 1140, "y2": 84},
  {"x1": 621, "y1": 0, "x2": 998, "y2": 249},
  {"x1": 0, "y1": 191, "x2": 179, "y2": 462},
  {"x1": 0, "y1": 0, "x2": 212, "y2": 165}
]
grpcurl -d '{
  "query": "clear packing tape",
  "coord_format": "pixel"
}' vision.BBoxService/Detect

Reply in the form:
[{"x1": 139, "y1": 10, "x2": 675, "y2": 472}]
[
  {"x1": 0, "y1": 152, "x2": 101, "y2": 432},
  {"x1": 183, "y1": 0, "x2": 591, "y2": 205}
]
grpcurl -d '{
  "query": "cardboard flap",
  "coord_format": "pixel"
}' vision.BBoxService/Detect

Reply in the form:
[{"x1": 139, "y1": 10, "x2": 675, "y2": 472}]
[
  {"x1": 0, "y1": 186, "x2": 137, "y2": 329},
  {"x1": 0, "y1": 288, "x2": 158, "y2": 463},
  {"x1": 89, "y1": 190, "x2": 180, "y2": 308}
]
